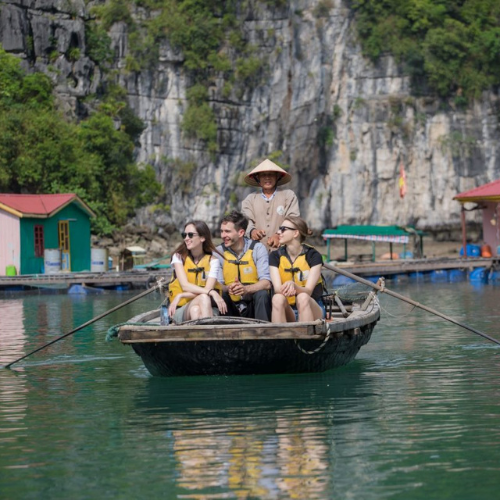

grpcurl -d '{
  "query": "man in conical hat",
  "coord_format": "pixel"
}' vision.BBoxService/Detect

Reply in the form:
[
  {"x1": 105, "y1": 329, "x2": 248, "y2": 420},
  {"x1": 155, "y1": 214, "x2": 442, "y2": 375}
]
[{"x1": 241, "y1": 159, "x2": 300, "y2": 250}]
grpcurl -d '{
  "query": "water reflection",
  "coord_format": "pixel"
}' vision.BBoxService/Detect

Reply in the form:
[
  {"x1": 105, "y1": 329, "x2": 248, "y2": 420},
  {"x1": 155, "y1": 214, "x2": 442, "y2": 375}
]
[
  {"x1": 0, "y1": 301, "x2": 29, "y2": 436},
  {"x1": 132, "y1": 369, "x2": 375, "y2": 498},
  {"x1": 0, "y1": 286, "x2": 499, "y2": 499},
  {"x1": 0, "y1": 300, "x2": 26, "y2": 364}
]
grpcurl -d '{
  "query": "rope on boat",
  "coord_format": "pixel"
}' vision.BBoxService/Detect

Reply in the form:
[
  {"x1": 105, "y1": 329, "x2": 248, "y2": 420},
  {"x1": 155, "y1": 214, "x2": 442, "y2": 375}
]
[
  {"x1": 294, "y1": 322, "x2": 332, "y2": 355},
  {"x1": 293, "y1": 284, "x2": 369, "y2": 355},
  {"x1": 375, "y1": 294, "x2": 417, "y2": 319},
  {"x1": 371, "y1": 279, "x2": 417, "y2": 319}
]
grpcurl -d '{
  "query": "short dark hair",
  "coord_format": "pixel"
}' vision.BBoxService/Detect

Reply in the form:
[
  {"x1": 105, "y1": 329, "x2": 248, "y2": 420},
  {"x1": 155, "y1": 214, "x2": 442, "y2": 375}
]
[{"x1": 221, "y1": 210, "x2": 248, "y2": 232}]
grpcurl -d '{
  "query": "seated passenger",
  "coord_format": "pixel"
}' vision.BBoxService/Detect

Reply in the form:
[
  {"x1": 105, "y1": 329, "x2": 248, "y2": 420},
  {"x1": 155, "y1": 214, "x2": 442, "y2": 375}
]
[
  {"x1": 269, "y1": 216, "x2": 326, "y2": 323},
  {"x1": 168, "y1": 220, "x2": 227, "y2": 323},
  {"x1": 215, "y1": 211, "x2": 272, "y2": 321}
]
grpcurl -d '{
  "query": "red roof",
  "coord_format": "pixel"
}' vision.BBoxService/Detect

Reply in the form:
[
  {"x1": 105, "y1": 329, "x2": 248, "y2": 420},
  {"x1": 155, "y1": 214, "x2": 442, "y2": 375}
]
[
  {"x1": 454, "y1": 179, "x2": 500, "y2": 203},
  {"x1": 0, "y1": 194, "x2": 95, "y2": 218}
]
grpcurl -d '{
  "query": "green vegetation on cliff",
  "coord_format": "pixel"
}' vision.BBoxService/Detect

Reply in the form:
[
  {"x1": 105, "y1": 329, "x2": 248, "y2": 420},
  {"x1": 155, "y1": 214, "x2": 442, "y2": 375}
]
[
  {"x1": 91, "y1": 0, "x2": 267, "y2": 153},
  {"x1": 351, "y1": 0, "x2": 500, "y2": 101},
  {"x1": 0, "y1": 47, "x2": 161, "y2": 235}
]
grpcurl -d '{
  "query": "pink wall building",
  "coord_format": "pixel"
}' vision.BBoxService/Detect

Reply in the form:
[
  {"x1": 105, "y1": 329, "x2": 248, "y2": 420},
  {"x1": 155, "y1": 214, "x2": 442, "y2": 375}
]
[
  {"x1": 454, "y1": 180, "x2": 500, "y2": 257},
  {"x1": 0, "y1": 210, "x2": 21, "y2": 274}
]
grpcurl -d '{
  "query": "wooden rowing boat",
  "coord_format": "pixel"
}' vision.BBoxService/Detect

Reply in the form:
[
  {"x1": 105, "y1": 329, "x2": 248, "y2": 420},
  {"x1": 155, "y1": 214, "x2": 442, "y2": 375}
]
[{"x1": 113, "y1": 299, "x2": 380, "y2": 377}]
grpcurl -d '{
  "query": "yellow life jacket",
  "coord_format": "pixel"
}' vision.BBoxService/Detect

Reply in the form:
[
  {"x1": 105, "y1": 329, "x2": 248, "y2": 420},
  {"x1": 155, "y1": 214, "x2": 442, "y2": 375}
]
[
  {"x1": 168, "y1": 254, "x2": 218, "y2": 308},
  {"x1": 222, "y1": 241, "x2": 258, "y2": 302},
  {"x1": 277, "y1": 245, "x2": 323, "y2": 306}
]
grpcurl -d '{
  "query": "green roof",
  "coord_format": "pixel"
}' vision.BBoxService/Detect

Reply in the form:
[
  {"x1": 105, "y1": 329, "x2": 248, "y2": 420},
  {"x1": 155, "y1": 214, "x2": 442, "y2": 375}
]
[{"x1": 322, "y1": 225, "x2": 425, "y2": 237}]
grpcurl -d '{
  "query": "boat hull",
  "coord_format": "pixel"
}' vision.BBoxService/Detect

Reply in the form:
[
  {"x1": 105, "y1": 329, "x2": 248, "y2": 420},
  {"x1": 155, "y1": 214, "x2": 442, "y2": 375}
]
[
  {"x1": 116, "y1": 306, "x2": 380, "y2": 377},
  {"x1": 130, "y1": 323, "x2": 376, "y2": 376}
]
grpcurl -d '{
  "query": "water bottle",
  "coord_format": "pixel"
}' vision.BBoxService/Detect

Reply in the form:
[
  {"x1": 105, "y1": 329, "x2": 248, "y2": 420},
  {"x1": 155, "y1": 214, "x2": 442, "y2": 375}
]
[{"x1": 160, "y1": 304, "x2": 170, "y2": 325}]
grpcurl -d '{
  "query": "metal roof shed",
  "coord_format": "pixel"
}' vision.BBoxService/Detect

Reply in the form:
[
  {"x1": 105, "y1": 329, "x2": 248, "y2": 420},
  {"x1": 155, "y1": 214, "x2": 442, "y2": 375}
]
[
  {"x1": 454, "y1": 179, "x2": 500, "y2": 257},
  {"x1": 322, "y1": 225, "x2": 425, "y2": 262}
]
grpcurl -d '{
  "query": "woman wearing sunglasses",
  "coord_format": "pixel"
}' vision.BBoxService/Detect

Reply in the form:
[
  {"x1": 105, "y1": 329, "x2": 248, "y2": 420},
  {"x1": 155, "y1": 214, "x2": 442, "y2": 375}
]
[
  {"x1": 269, "y1": 216, "x2": 325, "y2": 323},
  {"x1": 168, "y1": 221, "x2": 227, "y2": 323}
]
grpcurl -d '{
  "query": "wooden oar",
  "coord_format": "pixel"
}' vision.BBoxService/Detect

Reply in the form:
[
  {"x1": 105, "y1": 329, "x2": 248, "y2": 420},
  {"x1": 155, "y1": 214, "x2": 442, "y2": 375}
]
[
  {"x1": 323, "y1": 262, "x2": 500, "y2": 346},
  {"x1": 2, "y1": 279, "x2": 165, "y2": 370}
]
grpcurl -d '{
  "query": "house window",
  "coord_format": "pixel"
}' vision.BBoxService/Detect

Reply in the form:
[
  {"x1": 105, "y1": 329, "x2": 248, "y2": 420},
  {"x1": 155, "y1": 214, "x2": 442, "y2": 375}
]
[{"x1": 34, "y1": 225, "x2": 44, "y2": 257}]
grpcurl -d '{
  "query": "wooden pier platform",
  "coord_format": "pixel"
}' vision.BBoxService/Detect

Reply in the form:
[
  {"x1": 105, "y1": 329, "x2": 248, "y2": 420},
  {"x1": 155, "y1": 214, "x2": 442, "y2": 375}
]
[
  {"x1": 0, "y1": 269, "x2": 172, "y2": 290},
  {"x1": 0, "y1": 257, "x2": 496, "y2": 291},
  {"x1": 329, "y1": 256, "x2": 497, "y2": 277}
]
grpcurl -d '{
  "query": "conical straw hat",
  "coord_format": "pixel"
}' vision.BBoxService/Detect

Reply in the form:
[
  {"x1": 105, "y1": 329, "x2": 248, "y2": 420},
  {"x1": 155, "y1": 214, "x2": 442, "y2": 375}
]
[{"x1": 244, "y1": 159, "x2": 292, "y2": 187}]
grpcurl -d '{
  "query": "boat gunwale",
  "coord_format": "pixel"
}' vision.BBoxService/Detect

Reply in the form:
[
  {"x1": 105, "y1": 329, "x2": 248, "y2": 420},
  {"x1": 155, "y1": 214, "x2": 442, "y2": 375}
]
[{"x1": 117, "y1": 305, "x2": 380, "y2": 343}]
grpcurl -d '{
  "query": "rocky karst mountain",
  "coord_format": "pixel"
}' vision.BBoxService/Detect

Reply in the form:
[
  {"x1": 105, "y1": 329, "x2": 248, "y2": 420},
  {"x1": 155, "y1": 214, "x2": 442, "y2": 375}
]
[{"x1": 1, "y1": 0, "x2": 497, "y2": 238}]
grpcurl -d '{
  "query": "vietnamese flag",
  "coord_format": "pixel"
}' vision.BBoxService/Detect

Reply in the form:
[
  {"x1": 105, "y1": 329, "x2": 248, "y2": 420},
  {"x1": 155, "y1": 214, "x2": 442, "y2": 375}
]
[{"x1": 399, "y1": 163, "x2": 407, "y2": 199}]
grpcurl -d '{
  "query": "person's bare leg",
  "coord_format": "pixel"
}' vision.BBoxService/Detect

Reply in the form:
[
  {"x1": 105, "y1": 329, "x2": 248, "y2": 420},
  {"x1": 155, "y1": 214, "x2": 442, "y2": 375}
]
[
  {"x1": 295, "y1": 293, "x2": 323, "y2": 322},
  {"x1": 186, "y1": 295, "x2": 213, "y2": 320},
  {"x1": 272, "y1": 294, "x2": 296, "y2": 323}
]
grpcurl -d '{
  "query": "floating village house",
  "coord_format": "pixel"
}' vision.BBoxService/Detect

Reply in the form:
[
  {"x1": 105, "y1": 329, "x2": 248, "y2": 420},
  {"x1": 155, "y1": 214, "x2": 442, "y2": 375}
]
[
  {"x1": 454, "y1": 179, "x2": 500, "y2": 257},
  {"x1": 120, "y1": 246, "x2": 147, "y2": 271},
  {"x1": 453, "y1": 179, "x2": 500, "y2": 256},
  {"x1": 0, "y1": 194, "x2": 95, "y2": 275}
]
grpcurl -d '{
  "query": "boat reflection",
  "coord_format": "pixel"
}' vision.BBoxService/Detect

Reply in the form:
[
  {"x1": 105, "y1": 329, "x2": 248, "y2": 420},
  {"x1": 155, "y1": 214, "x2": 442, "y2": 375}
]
[{"x1": 132, "y1": 367, "x2": 375, "y2": 498}]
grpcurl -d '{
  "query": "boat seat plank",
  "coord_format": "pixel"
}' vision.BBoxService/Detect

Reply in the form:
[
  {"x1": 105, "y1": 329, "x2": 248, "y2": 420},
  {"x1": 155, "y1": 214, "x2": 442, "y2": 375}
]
[{"x1": 119, "y1": 324, "x2": 326, "y2": 342}]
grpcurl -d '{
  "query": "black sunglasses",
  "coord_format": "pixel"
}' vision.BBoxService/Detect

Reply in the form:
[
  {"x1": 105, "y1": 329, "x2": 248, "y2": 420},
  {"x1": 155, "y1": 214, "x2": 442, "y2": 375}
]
[
  {"x1": 182, "y1": 232, "x2": 199, "y2": 239},
  {"x1": 277, "y1": 226, "x2": 296, "y2": 233}
]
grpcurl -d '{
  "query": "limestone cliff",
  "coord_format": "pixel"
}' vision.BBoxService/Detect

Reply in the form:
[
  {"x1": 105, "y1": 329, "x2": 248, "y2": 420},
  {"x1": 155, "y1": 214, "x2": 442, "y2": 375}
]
[{"x1": 1, "y1": 0, "x2": 497, "y2": 235}]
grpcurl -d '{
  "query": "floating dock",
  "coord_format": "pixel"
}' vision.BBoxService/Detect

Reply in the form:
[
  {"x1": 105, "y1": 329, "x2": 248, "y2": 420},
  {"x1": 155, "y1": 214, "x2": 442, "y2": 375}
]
[
  {"x1": 0, "y1": 269, "x2": 171, "y2": 292},
  {"x1": 0, "y1": 257, "x2": 497, "y2": 292},
  {"x1": 332, "y1": 256, "x2": 496, "y2": 276},
  {"x1": 328, "y1": 256, "x2": 499, "y2": 285}
]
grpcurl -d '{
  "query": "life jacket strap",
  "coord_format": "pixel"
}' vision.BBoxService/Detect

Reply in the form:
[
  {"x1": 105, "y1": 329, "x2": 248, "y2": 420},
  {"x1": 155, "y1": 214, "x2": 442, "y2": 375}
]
[{"x1": 227, "y1": 259, "x2": 250, "y2": 265}]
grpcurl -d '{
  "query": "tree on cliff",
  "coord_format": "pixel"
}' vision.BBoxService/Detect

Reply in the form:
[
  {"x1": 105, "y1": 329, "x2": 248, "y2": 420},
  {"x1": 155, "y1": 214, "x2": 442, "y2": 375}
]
[
  {"x1": 0, "y1": 47, "x2": 161, "y2": 235},
  {"x1": 352, "y1": 0, "x2": 500, "y2": 101}
]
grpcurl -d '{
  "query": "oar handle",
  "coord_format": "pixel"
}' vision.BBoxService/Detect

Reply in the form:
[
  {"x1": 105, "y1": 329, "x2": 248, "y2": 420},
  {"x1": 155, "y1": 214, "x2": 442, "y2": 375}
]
[
  {"x1": 3, "y1": 279, "x2": 165, "y2": 369},
  {"x1": 323, "y1": 262, "x2": 500, "y2": 346}
]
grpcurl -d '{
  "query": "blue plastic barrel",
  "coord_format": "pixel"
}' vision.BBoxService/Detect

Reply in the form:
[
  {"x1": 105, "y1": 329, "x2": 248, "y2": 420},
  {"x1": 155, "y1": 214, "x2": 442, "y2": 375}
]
[
  {"x1": 469, "y1": 267, "x2": 488, "y2": 283},
  {"x1": 448, "y1": 269, "x2": 466, "y2": 282},
  {"x1": 333, "y1": 275, "x2": 357, "y2": 286},
  {"x1": 399, "y1": 251, "x2": 414, "y2": 259},
  {"x1": 489, "y1": 270, "x2": 500, "y2": 284},
  {"x1": 430, "y1": 270, "x2": 448, "y2": 282},
  {"x1": 409, "y1": 271, "x2": 425, "y2": 281},
  {"x1": 68, "y1": 284, "x2": 104, "y2": 294},
  {"x1": 460, "y1": 244, "x2": 481, "y2": 257}
]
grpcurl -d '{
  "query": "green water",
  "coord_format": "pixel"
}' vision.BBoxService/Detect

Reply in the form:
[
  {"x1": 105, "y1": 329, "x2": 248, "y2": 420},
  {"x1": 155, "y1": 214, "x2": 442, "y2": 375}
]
[{"x1": 0, "y1": 283, "x2": 499, "y2": 499}]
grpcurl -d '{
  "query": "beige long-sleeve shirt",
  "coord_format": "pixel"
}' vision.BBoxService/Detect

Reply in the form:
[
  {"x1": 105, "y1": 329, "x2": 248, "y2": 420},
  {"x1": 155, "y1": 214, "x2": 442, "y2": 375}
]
[{"x1": 241, "y1": 189, "x2": 300, "y2": 249}]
